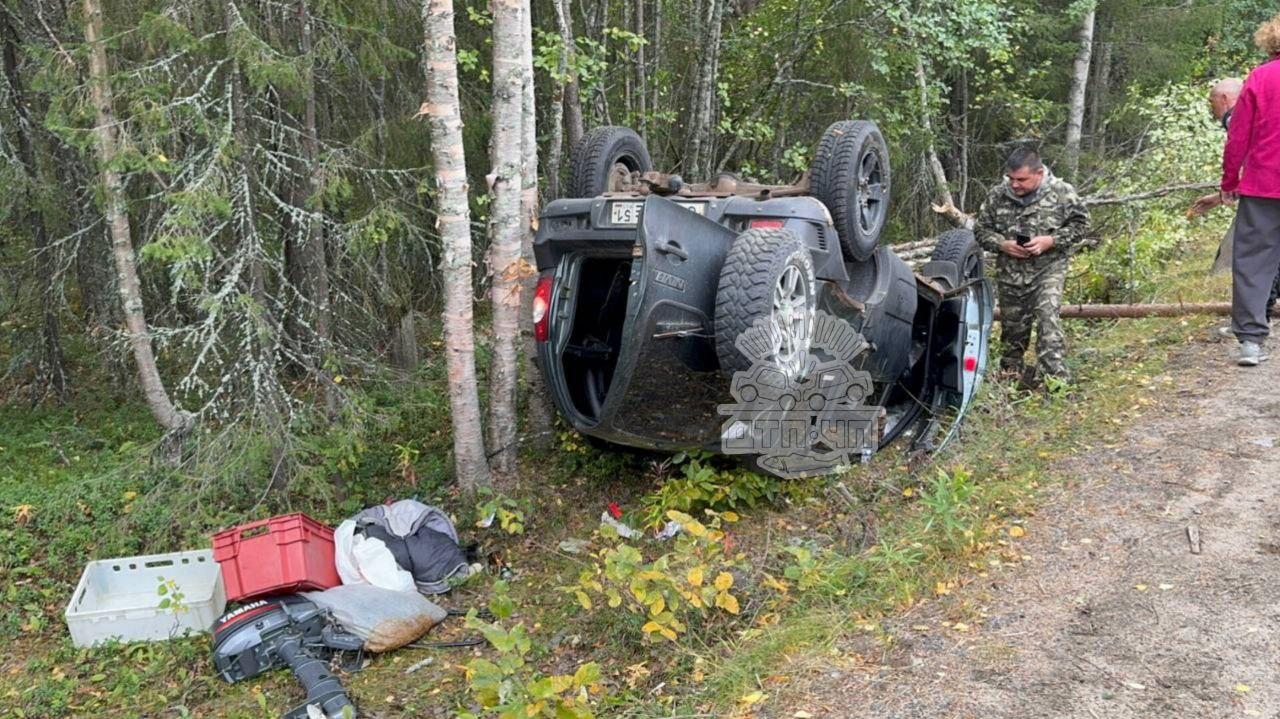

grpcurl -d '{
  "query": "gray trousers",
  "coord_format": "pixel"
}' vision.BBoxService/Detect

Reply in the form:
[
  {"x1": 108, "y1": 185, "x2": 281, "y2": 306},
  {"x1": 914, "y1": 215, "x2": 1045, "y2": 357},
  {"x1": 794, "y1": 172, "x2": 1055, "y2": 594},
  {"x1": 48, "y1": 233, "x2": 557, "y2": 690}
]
[{"x1": 1232, "y1": 196, "x2": 1280, "y2": 342}]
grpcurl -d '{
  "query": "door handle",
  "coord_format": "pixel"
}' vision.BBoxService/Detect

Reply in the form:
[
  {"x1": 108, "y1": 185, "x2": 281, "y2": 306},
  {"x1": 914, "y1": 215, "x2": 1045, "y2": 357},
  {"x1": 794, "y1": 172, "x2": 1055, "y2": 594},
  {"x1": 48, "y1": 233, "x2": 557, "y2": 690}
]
[{"x1": 654, "y1": 240, "x2": 688, "y2": 260}]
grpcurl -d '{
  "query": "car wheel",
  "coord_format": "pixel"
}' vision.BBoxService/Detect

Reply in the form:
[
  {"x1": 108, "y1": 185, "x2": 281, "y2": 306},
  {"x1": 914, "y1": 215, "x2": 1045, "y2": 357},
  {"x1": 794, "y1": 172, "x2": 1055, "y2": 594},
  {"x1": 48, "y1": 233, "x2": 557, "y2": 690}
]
[
  {"x1": 930, "y1": 228, "x2": 984, "y2": 283},
  {"x1": 715, "y1": 228, "x2": 817, "y2": 381},
  {"x1": 809, "y1": 120, "x2": 890, "y2": 262},
  {"x1": 566, "y1": 126, "x2": 653, "y2": 198}
]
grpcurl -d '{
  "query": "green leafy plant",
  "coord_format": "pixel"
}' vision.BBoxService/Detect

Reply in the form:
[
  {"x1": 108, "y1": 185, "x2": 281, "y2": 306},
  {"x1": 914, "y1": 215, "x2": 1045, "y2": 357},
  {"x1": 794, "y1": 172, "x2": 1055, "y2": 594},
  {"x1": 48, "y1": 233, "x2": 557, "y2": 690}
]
[
  {"x1": 474, "y1": 488, "x2": 528, "y2": 535},
  {"x1": 155, "y1": 577, "x2": 187, "y2": 614},
  {"x1": 459, "y1": 582, "x2": 603, "y2": 718},
  {"x1": 918, "y1": 468, "x2": 980, "y2": 553},
  {"x1": 565, "y1": 510, "x2": 744, "y2": 643},
  {"x1": 639, "y1": 452, "x2": 783, "y2": 529}
]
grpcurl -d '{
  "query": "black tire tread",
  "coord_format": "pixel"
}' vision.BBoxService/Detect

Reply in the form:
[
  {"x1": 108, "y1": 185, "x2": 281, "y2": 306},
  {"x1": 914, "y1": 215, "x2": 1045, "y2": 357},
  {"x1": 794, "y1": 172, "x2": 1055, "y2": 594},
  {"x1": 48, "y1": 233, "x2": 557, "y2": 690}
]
[
  {"x1": 931, "y1": 228, "x2": 984, "y2": 280},
  {"x1": 810, "y1": 120, "x2": 889, "y2": 262},
  {"x1": 567, "y1": 126, "x2": 652, "y2": 198},
  {"x1": 714, "y1": 228, "x2": 814, "y2": 374}
]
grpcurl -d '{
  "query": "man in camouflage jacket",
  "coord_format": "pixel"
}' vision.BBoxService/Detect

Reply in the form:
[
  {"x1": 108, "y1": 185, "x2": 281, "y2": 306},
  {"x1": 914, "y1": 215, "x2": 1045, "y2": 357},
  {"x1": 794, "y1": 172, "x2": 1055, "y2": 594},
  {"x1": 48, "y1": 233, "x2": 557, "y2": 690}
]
[{"x1": 975, "y1": 147, "x2": 1090, "y2": 383}]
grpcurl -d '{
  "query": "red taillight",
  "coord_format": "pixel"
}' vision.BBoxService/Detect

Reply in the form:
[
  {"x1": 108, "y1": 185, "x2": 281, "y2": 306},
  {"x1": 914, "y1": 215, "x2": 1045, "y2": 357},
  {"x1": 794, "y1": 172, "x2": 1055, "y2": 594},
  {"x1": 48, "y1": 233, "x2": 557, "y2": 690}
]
[
  {"x1": 533, "y1": 274, "x2": 553, "y2": 342},
  {"x1": 749, "y1": 219, "x2": 786, "y2": 230},
  {"x1": 964, "y1": 356, "x2": 977, "y2": 372}
]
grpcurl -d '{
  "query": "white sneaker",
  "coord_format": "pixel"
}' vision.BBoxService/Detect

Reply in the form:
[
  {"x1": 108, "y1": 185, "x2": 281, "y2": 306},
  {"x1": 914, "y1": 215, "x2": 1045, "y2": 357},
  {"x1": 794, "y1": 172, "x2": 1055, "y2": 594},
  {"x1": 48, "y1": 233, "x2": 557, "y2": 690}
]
[{"x1": 1238, "y1": 341, "x2": 1269, "y2": 366}]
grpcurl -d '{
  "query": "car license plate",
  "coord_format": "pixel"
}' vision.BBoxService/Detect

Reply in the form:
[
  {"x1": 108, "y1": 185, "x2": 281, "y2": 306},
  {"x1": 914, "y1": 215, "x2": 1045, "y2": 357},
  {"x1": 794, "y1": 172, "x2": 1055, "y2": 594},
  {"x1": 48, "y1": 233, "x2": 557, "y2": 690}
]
[
  {"x1": 610, "y1": 200, "x2": 706, "y2": 226},
  {"x1": 610, "y1": 201, "x2": 643, "y2": 226}
]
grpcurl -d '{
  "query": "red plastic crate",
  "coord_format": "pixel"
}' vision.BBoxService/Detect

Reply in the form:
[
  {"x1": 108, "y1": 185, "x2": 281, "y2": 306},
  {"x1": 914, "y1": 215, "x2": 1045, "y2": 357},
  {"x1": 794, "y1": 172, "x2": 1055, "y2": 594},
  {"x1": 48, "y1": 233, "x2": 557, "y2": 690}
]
[{"x1": 212, "y1": 513, "x2": 340, "y2": 602}]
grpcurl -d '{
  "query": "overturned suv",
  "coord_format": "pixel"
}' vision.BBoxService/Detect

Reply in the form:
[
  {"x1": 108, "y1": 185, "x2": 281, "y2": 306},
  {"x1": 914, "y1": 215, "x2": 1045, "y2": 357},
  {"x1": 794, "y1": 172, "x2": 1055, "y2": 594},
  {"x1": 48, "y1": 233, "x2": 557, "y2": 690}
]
[{"x1": 532, "y1": 121, "x2": 993, "y2": 477}]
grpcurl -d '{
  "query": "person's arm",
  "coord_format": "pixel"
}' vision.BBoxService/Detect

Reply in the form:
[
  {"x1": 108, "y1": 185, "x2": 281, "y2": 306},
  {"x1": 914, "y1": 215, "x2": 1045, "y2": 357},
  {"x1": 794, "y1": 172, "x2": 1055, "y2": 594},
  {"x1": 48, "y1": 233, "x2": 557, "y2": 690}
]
[
  {"x1": 1222, "y1": 80, "x2": 1257, "y2": 194},
  {"x1": 1050, "y1": 185, "x2": 1090, "y2": 252},
  {"x1": 974, "y1": 193, "x2": 1004, "y2": 254}
]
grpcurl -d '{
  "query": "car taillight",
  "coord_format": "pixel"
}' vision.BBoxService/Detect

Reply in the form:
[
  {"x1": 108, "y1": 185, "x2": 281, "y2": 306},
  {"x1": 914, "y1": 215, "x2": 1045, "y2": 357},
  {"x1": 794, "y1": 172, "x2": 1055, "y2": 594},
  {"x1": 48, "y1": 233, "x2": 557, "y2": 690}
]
[
  {"x1": 533, "y1": 274, "x2": 553, "y2": 342},
  {"x1": 964, "y1": 356, "x2": 977, "y2": 372},
  {"x1": 748, "y1": 219, "x2": 785, "y2": 230}
]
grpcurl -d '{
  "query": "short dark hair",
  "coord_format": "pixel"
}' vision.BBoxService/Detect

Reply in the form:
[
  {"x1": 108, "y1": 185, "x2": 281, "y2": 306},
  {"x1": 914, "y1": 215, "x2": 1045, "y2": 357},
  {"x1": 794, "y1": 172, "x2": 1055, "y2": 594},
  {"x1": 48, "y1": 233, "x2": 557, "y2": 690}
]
[{"x1": 1005, "y1": 147, "x2": 1043, "y2": 172}]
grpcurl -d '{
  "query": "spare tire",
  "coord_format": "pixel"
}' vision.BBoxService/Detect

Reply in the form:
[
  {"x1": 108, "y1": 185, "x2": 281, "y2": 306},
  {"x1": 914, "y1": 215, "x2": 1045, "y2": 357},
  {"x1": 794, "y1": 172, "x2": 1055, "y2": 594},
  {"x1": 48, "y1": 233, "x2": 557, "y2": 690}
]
[
  {"x1": 931, "y1": 228, "x2": 984, "y2": 284},
  {"x1": 809, "y1": 120, "x2": 890, "y2": 262},
  {"x1": 714, "y1": 228, "x2": 817, "y2": 381},
  {"x1": 566, "y1": 126, "x2": 653, "y2": 198}
]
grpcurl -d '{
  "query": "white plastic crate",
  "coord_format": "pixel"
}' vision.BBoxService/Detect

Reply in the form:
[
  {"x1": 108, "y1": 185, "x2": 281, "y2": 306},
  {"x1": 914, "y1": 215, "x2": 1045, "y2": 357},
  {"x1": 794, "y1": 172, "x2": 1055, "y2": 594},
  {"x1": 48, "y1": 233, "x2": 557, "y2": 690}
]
[{"x1": 64, "y1": 549, "x2": 227, "y2": 648}]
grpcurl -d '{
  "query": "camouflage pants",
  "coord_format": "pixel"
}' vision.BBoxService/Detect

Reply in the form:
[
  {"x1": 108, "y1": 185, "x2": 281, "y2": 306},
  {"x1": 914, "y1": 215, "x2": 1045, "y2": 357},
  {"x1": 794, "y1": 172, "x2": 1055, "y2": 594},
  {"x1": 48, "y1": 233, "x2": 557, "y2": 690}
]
[{"x1": 997, "y1": 257, "x2": 1070, "y2": 381}]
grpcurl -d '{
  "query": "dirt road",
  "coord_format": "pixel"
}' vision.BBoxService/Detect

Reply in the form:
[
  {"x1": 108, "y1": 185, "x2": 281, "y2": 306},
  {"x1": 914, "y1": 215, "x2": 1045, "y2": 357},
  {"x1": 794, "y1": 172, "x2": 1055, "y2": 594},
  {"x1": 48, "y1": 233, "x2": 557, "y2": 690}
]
[{"x1": 781, "y1": 338, "x2": 1280, "y2": 718}]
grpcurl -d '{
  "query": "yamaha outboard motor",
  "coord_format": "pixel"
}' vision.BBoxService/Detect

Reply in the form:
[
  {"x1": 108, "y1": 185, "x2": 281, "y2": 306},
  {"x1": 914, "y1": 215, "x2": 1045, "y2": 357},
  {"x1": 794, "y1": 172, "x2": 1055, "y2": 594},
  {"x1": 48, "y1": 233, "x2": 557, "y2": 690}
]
[{"x1": 212, "y1": 596, "x2": 364, "y2": 719}]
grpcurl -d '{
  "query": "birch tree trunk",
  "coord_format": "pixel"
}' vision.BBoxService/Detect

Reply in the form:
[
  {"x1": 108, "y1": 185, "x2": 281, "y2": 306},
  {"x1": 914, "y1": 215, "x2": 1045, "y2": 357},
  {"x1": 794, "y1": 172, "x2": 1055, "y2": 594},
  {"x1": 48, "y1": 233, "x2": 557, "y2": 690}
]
[
  {"x1": 650, "y1": 0, "x2": 661, "y2": 134},
  {"x1": 1065, "y1": 3, "x2": 1096, "y2": 182},
  {"x1": 486, "y1": 0, "x2": 525, "y2": 477},
  {"x1": 3, "y1": 11, "x2": 68, "y2": 402},
  {"x1": 636, "y1": 0, "x2": 647, "y2": 141},
  {"x1": 1088, "y1": 37, "x2": 1112, "y2": 155},
  {"x1": 916, "y1": 55, "x2": 972, "y2": 228},
  {"x1": 555, "y1": 0, "x2": 584, "y2": 151},
  {"x1": 83, "y1": 0, "x2": 192, "y2": 433},
  {"x1": 687, "y1": 0, "x2": 723, "y2": 179},
  {"x1": 519, "y1": 0, "x2": 554, "y2": 450},
  {"x1": 422, "y1": 0, "x2": 492, "y2": 492}
]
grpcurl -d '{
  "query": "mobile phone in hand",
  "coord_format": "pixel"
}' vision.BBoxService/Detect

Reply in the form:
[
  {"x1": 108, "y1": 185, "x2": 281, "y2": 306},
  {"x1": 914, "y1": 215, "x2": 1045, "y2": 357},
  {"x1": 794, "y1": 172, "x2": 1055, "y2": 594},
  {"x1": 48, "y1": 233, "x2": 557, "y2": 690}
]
[{"x1": 1015, "y1": 233, "x2": 1031, "y2": 247}]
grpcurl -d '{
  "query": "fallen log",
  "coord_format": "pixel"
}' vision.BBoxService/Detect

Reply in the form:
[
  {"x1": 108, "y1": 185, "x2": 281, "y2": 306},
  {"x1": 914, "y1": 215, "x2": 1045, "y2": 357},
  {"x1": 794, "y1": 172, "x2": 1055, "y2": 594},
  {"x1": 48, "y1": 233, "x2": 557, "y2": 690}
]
[{"x1": 995, "y1": 301, "x2": 1276, "y2": 320}]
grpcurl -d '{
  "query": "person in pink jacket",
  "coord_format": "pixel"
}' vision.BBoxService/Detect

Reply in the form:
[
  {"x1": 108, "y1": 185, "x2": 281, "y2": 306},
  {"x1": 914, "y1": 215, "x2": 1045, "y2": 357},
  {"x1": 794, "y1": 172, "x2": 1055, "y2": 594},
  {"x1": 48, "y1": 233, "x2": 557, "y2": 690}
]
[{"x1": 1223, "y1": 13, "x2": 1280, "y2": 366}]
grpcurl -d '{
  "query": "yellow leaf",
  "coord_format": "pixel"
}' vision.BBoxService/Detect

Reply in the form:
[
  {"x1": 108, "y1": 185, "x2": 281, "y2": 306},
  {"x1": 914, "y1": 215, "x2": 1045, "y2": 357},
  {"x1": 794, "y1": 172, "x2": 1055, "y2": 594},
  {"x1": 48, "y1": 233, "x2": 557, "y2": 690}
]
[
  {"x1": 739, "y1": 690, "x2": 766, "y2": 706},
  {"x1": 333, "y1": 374, "x2": 344, "y2": 384},
  {"x1": 902, "y1": 486, "x2": 914, "y2": 498},
  {"x1": 649, "y1": 595, "x2": 665, "y2": 617},
  {"x1": 952, "y1": 622, "x2": 970, "y2": 632},
  {"x1": 715, "y1": 591, "x2": 740, "y2": 614},
  {"x1": 714, "y1": 572, "x2": 734, "y2": 591},
  {"x1": 1134, "y1": 584, "x2": 1148, "y2": 592},
  {"x1": 659, "y1": 625, "x2": 678, "y2": 641},
  {"x1": 1236, "y1": 683, "x2": 1251, "y2": 693},
  {"x1": 934, "y1": 581, "x2": 951, "y2": 596},
  {"x1": 607, "y1": 591, "x2": 622, "y2": 608},
  {"x1": 526, "y1": 701, "x2": 545, "y2": 716},
  {"x1": 721, "y1": 511, "x2": 740, "y2": 522},
  {"x1": 1008, "y1": 525, "x2": 1026, "y2": 538},
  {"x1": 574, "y1": 590, "x2": 592, "y2": 611},
  {"x1": 761, "y1": 573, "x2": 789, "y2": 594},
  {"x1": 687, "y1": 567, "x2": 704, "y2": 586},
  {"x1": 642, "y1": 621, "x2": 662, "y2": 635}
]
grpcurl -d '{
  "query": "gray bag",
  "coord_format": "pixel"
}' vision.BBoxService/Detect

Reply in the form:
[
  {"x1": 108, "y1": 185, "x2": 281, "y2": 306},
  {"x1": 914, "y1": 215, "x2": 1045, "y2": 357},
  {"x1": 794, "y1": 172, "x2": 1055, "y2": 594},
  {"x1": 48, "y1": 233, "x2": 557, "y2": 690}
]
[{"x1": 352, "y1": 500, "x2": 472, "y2": 595}]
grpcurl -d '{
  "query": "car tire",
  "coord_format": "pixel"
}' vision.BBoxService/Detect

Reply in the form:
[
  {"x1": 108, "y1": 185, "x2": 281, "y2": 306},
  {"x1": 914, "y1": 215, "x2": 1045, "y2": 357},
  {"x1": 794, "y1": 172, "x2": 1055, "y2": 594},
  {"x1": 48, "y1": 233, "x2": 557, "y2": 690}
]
[
  {"x1": 715, "y1": 228, "x2": 817, "y2": 380},
  {"x1": 930, "y1": 228, "x2": 984, "y2": 283},
  {"x1": 566, "y1": 126, "x2": 653, "y2": 198},
  {"x1": 809, "y1": 120, "x2": 890, "y2": 262}
]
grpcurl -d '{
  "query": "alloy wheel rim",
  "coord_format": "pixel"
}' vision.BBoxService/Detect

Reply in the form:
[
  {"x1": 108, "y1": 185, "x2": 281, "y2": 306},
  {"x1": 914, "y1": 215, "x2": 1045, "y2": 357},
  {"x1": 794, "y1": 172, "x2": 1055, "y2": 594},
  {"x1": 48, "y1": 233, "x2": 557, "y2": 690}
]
[{"x1": 770, "y1": 264, "x2": 811, "y2": 380}]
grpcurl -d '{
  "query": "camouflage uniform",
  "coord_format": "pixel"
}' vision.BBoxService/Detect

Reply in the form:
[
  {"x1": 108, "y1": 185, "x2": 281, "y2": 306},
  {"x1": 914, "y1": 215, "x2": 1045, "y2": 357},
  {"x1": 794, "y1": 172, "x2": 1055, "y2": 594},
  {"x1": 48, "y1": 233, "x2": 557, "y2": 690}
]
[{"x1": 974, "y1": 171, "x2": 1090, "y2": 381}]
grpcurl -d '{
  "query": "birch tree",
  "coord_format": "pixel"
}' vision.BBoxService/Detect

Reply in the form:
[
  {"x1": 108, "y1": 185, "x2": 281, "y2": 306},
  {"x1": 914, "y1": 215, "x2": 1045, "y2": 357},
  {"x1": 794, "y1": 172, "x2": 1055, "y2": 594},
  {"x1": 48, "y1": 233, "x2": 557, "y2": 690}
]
[
  {"x1": 486, "y1": 0, "x2": 525, "y2": 477},
  {"x1": 422, "y1": 0, "x2": 491, "y2": 492},
  {"x1": 1065, "y1": 2, "x2": 1097, "y2": 181},
  {"x1": 520, "y1": 0, "x2": 553, "y2": 449},
  {"x1": 686, "y1": 0, "x2": 723, "y2": 179},
  {"x1": 82, "y1": 0, "x2": 192, "y2": 434}
]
